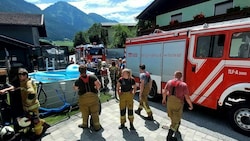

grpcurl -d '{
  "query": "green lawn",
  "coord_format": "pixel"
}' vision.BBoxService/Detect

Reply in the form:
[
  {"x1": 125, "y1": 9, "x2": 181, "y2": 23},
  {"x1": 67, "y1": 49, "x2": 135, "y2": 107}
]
[
  {"x1": 52, "y1": 40, "x2": 73, "y2": 47},
  {"x1": 43, "y1": 92, "x2": 113, "y2": 126}
]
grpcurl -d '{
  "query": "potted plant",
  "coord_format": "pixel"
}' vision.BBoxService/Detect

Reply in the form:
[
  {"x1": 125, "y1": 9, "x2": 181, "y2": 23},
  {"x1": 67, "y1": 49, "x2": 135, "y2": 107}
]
[
  {"x1": 242, "y1": 6, "x2": 250, "y2": 15},
  {"x1": 169, "y1": 20, "x2": 179, "y2": 25},
  {"x1": 193, "y1": 12, "x2": 205, "y2": 21},
  {"x1": 227, "y1": 6, "x2": 241, "y2": 14}
]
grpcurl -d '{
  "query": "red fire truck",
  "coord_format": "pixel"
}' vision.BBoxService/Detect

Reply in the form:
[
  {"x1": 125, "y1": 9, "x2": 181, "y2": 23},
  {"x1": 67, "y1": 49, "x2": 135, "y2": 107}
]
[
  {"x1": 75, "y1": 43, "x2": 106, "y2": 63},
  {"x1": 126, "y1": 17, "x2": 250, "y2": 135}
]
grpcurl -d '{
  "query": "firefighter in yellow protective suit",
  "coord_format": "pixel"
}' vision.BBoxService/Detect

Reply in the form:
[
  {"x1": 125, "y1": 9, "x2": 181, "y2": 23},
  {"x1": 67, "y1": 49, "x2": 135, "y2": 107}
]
[
  {"x1": 117, "y1": 68, "x2": 137, "y2": 130},
  {"x1": 135, "y1": 64, "x2": 153, "y2": 120},
  {"x1": 73, "y1": 65, "x2": 102, "y2": 131},
  {"x1": 162, "y1": 71, "x2": 193, "y2": 141},
  {"x1": 18, "y1": 68, "x2": 46, "y2": 137}
]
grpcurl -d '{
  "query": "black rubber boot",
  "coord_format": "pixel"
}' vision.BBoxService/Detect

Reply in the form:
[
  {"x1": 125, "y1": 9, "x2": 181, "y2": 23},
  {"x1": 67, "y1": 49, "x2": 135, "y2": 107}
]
[
  {"x1": 167, "y1": 129, "x2": 177, "y2": 141},
  {"x1": 130, "y1": 123, "x2": 135, "y2": 130},
  {"x1": 135, "y1": 109, "x2": 142, "y2": 115},
  {"x1": 118, "y1": 124, "x2": 125, "y2": 129}
]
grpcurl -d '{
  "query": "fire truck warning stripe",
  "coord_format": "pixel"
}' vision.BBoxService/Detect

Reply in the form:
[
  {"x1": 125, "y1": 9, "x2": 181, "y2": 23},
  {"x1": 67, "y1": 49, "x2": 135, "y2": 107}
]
[
  {"x1": 191, "y1": 60, "x2": 250, "y2": 103},
  {"x1": 197, "y1": 73, "x2": 224, "y2": 104}
]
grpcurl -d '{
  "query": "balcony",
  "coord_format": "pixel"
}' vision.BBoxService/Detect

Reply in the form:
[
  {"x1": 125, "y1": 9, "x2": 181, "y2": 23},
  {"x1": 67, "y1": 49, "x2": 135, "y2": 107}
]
[{"x1": 138, "y1": 9, "x2": 250, "y2": 36}]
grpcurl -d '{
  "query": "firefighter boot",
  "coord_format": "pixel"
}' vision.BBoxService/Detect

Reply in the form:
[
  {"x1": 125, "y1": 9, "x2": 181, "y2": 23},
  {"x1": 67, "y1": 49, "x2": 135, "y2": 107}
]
[
  {"x1": 118, "y1": 124, "x2": 125, "y2": 129},
  {"x1": 34, "y1": 120, "x2": 44, "y2": 136},
  {"x1": 135, "y1": 108, "x2": 142, "y2": 115},
  {"x1": 130, "y1": 122, "x2": 135, "y2": 130},
  {"x1": 167, "y1": 129, "x2": 177, "y2": 141}
]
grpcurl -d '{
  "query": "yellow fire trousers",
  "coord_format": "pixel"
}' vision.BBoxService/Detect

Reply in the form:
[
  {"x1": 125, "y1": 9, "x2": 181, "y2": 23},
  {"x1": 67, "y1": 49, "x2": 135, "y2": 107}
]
[
  {"x1": 28, "y1": 108, "x2": 45, "y2": 135},
  {"x1": 119, "y1": 92, "x2": 134, "y2": 124},
  {"x1": 138, "y1": 84, "x2": 152, "y2": 116},
  {"x1": 78, "y1": 92, "x2": 101, "y2": 130},
  {"x1": 167, "y1": 95, "x2": 183, "y2": 131}
]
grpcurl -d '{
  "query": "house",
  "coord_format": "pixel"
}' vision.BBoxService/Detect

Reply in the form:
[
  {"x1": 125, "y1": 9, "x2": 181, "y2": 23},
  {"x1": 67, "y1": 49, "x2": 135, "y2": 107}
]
[
  {"x1": 137, "y1": 0, "x2": 250, "y2": 35},
  {"x1": 0, "y1": 12, "x2": 47, "y2": 72},
  {"x1": 0, "y1": 12, "x2": 46, "y2": 45},
  {"x1": 0, "y1": 12, "x2": 69, "y2": 72}
]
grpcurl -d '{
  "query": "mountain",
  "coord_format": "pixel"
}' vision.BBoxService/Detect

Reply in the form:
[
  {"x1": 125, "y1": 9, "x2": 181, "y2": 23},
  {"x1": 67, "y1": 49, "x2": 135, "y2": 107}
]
[
  {"x1": 0, "y1": 0, "x2": 117, "y2": 40},
  {"x1": 0, "y1": 0, "x2": 41, "y2": 14},
  {"x1": 88, "y1": 13, "x2": 117, "y2": 23}
]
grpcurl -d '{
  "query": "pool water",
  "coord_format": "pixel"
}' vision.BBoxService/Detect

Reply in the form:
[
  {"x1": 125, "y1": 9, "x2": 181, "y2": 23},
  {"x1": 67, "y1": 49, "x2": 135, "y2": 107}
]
[{"x1": 29, "y1": 64, "x2": 93, "y2": 83}]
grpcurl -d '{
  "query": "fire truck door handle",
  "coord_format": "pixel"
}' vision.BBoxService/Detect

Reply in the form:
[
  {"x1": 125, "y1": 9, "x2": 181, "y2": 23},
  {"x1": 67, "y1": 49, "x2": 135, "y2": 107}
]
[{"x1": 192, "y1": 66, "x2": 196, "y2": 72}]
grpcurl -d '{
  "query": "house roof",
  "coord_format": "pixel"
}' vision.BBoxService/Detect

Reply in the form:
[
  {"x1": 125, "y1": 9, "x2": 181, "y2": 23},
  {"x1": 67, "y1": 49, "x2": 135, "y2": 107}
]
[
  {"x1": 0, "y1": 12, "x2": 47, "y2": 37},
  {"x1": 137, "y1": 0, "x2": 209, "y2": 20}
]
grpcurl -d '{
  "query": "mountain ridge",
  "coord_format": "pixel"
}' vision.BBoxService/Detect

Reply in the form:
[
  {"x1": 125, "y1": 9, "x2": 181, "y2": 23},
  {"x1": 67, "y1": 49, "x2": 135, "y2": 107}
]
[{"x1": 0, "y1": 0, "x2": 117, "y2": 40}]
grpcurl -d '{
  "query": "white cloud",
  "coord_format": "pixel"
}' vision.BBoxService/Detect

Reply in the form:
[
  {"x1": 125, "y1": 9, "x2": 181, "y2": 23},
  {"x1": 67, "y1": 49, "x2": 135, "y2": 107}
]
[{"x1": 25, "y1": 0, "x2": 153, "y2": 23}]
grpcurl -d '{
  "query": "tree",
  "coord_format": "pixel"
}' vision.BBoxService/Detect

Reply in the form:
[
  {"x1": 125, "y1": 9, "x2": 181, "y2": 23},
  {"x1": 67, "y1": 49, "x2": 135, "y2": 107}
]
[
  {"x1": 111, "y1": 24, "x2": 135, "y2": 48},
  {"x1": 73, "y1": 23, "x2": 136, "y2": 48},
  {"x1": 88, "y1": 23, "x2": 102, "y2": 44},
  {"x1": 137, "y1": 19, "x2": 152, "y2": 36},
  {"x1": 73, "y1": 31, "x2": 88, "y2": 47}
]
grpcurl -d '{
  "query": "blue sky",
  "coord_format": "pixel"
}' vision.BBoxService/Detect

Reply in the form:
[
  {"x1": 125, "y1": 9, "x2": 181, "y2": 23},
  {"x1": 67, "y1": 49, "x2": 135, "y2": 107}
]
[{"x1": 24, "y1": 0, "x2": 154, "y2": 23}]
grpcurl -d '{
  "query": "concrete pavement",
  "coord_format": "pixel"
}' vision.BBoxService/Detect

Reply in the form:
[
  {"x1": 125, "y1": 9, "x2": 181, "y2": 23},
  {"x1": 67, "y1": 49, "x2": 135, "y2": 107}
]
[{"x1": 41, "y1": 96, "x2": 239, "y2": 141}]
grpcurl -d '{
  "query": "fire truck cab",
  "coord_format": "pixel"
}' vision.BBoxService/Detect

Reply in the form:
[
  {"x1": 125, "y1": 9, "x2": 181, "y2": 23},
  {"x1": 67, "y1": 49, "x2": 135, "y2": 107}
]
[
  {"x1": 126, "y1": 17, "x2": 250, "y2": 135},
  {"x1": 75, "y1": 43, "x2": 105, "y2": 64}
]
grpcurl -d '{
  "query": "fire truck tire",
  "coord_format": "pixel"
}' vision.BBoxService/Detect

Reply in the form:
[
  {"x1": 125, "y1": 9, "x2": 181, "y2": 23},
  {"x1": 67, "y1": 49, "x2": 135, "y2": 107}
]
[
  {"x1": 148, "y1": 81, "x2": 158, "y2": 101},
  {"x1": 228, "y1": 104, "x2": 250, "y2": 136}
]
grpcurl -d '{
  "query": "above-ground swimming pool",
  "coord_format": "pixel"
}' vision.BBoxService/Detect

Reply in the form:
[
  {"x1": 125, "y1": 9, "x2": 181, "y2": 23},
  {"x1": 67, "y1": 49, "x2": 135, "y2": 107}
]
[
  {"x1": 29, "y1": 64, "x2": 94, "y2": 108},
  {"x1": 29, "y1": 64, "x2": 94, "y2": 83}
]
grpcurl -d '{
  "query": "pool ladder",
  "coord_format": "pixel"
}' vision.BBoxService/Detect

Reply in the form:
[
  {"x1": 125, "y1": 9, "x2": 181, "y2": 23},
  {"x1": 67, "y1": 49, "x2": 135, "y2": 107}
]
[{"x1": 45, "y1": 58, "x2": 55, "y2": 71}]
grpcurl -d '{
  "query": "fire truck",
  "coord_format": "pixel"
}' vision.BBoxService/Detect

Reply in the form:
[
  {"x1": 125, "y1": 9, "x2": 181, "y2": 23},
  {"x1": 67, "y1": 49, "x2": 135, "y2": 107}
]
[
  {"x1": 126, "y1": 17, "x2": 250, "y2": 135},
  {"x1": 75, "y1": 43, "x2": 106, "y2": 63}
]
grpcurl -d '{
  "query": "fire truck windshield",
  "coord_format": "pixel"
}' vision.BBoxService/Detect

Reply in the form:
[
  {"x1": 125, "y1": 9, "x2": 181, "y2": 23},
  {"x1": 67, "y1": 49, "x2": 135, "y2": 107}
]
[{"x1": 88, "y1": 47, "x2": 103, "y2": 55}]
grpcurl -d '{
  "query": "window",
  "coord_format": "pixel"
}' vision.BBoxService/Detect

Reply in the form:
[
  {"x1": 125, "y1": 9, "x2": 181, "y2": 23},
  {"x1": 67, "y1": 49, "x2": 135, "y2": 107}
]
[
  {"x1": 88, "y1": 48, "x2": 103, "y2": 55},
  {"x1": 230, "y1": 31, "x2": 250, "y2": 58},
  {"x1": 214, "y1": 1, "x2": 233, "y2": 15},
  {"x1": 196, "y1": 34, "x2": 225, "y2": 58},
  {"x1": 171, "y1": 13, "x2": 182, "y2": 22}
]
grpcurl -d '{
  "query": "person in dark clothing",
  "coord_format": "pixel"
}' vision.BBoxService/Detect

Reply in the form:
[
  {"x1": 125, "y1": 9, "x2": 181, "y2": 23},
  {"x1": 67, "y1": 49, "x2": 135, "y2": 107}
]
[
  {"x1": 0, "y1": 68, "x2": 14, "y2": 125},
  {"x1": 117, "y1": 68, "x2": 137, "y2": 130},
  {"x1": 73, "y1": 65, "x2": 102, "y2": 131}
]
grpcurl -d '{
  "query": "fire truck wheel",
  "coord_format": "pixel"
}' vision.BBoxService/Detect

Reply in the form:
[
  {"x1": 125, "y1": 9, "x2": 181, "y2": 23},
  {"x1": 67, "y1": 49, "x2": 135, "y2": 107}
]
[
  {"x1": 228, "y1": 104, "x2": 250, "y2": 136},
  {"x1": 148, "y1": 82, "x2": 158, "y2": 101}
]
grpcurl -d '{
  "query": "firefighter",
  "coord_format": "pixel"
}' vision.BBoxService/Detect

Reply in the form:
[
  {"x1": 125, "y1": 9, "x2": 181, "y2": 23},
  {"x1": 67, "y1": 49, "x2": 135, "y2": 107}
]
[
  {"x1": 135, "y1": 64, "x2": 154, "y2": 120},
  {"x1": 109, "y1": 61, "x2": 119, "y2": 90},
  {"x1": 73, "y1": 65, "x2": 102, "y2": 131},
  {"x1": 117, "y1": 58, "x2": 124, "y2": 78},
  {"x1": 96, "y1": 59, "x2": 103, "y2": 89},
  {"x1": 162, "y1": 71, "x2": 193, "y2": 141},
  {"x1": 17, "y1": 68, "x2": 48, "y2": 137},
  {"x1": 100, "y1": 61, "x2": 109, "y2": 91},
  {"x1": 117, "y1": 68, "x2": 137, "y2": 130}
]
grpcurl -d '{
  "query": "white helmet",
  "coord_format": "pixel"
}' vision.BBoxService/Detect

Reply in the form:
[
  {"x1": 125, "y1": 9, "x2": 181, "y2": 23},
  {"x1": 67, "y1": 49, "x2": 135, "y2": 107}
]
[
  {"x1": 0, "y1": 126, "x2": 15, "y2": 141},
  {"x1": 101, "y1": 61, "x2": 107, "y2": 67}
]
